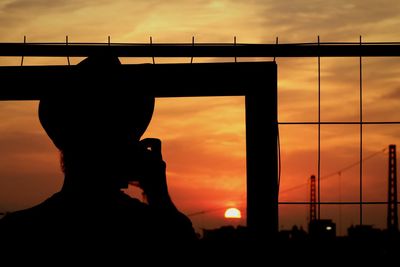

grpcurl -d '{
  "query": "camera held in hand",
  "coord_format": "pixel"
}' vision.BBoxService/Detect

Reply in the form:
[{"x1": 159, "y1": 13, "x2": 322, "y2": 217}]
[{"x1": 128, "y1": 138, "x2": 164, "y2": 185}]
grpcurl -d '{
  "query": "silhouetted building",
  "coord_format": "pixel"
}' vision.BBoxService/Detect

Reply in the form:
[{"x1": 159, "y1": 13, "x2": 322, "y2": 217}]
[
  {"x1": 347, "y1": 224, "x2": 381, "y2": 240},
  {"x1": 291, "y1": 225, "x2": 307, "y2": 240},
  {"x1": 202, "y1": 225, "x2": 249, "y2": 241},
  {"x1": 308, "y1": 219, "x2": 336, "y2": 239},
  {"x1": 279, "y1": 225, "x2": 307, "y2": 241}
]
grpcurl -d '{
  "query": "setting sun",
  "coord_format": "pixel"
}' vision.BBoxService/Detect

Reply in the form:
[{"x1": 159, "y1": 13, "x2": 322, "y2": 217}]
[{"x1": 224, "y1": 208, "x2": 241, "y2": 219}]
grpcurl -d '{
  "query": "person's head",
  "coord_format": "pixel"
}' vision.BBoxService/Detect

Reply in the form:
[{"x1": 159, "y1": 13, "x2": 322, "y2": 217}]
[{"x1": 39, "y1": 55, "x2": 155, "y2": 189}]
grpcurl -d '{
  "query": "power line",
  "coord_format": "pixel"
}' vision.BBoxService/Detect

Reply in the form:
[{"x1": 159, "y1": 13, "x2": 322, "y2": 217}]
[
  {"x1": 187, "y1": 207, "x2": 227, "y2": 217},
  {"x1": 280, "y1": 147, "x2": 387, "y2": 194},
  {"x1": 321, "y1": 147, "x2": 386, "y2": 180},
  {"x1": 187, "y1": 147, "x2": 387, "y2": 217},
  {"x1": 187, "y1": 204, "x2": 246, "y2": 217}
]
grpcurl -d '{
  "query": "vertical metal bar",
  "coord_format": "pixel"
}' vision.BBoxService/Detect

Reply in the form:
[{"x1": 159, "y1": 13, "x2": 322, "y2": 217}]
[
  {"x1": 317, "y1": 36, "x2": 321, "y2": 220},
  {"x1": 190, "y1": 36, "x2": 194, "y2": 64},
  {"x1": 359, "y1": 35, "x2": 363, "y2": 225},
  {"x1": 246, "y1": 63, "x2": 278, "y2": 240},
  {"x1": 20, "y1": 36, "x2": 26, "y2": 67},
  {"x1": 234, "y1": 36, "x2": 237, "y2": 63},
  {"x1": 150, "y1": 36, "x2": 155, "y2": 64},
  {"x1": 66, "y1": 36, "x2": 70, "y2": 66}
]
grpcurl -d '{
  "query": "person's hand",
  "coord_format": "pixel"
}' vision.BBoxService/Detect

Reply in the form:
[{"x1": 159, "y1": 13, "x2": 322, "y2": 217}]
[{"x1": 138, "y1": 138, "x2": 174, "y2": 208}]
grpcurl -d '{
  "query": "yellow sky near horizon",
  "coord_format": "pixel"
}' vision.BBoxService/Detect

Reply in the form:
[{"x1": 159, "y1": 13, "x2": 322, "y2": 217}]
[{"x1": 1, "y1": 0, "x2": 400, "y2": 234}]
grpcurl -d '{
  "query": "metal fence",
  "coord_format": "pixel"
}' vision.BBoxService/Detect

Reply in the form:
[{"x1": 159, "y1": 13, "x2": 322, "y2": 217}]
[{"x1": 1, "y1": 38, "x2": 400, "y2": 234}]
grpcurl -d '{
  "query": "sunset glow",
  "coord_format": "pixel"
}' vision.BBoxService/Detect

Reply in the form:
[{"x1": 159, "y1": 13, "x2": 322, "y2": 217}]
[{"x1": 1, "y1": 0, "x2": 400, "y2": 236}]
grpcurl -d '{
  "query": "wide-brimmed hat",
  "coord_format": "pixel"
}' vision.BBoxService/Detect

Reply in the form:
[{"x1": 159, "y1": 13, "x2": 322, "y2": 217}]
[{"x1": 39, "y1": 55, "x2": 155, "y2": 150}]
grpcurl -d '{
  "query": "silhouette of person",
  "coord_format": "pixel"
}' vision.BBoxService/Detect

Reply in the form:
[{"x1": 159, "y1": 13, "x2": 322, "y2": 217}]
[{"x1": 0, "y1": 55, "x2": 197, "y2": 251}]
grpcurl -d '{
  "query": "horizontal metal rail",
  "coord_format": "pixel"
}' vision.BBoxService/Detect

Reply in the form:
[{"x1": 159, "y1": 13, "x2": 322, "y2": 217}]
[
  {"x1": 0, "y1": 62, "x2": 276, "y2": 100},
  {"x1": 0, "y1": 42, "x2": 400, "y2": 57},
  {"x1": 279, "y1": 121, "x2": 400, "y2": 125},
  {"x1": 279, "y1": 201, "x2": 400, "y2": 205}
]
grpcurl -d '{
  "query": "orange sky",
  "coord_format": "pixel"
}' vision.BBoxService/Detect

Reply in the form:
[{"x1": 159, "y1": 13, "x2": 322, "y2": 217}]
[{"x1": 1, "y1": 0, "x2": 400, "y2": 235}]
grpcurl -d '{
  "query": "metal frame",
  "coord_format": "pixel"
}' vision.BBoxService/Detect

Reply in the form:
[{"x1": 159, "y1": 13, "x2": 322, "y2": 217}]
[{"x1": 0, "y1": 60, "x2": 278, "y2": 240}]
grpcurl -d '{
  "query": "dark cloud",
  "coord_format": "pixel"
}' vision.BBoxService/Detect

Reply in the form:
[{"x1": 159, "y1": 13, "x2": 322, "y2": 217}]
[
  {"x1": 256, "y1": 0, "x2": 400, "y2": 41},
  {"x1": 363, "y1": 85, "x2": 400, "y2": 121},
  {"x1": 4, "y1": 0, "x2": 71, "y2": 10},
  {"x1": 0, "y1": 0, "x2": 70, "y2": 33},
  {"x1": 375, "y1": 86, "x2": 400, "y2": 100},
  {"x1": 1, "y1": 0, "x2": 111, "y2": 12},
  {"x1": 0, "y1": 0, "x2": 112, "y2": 36}
]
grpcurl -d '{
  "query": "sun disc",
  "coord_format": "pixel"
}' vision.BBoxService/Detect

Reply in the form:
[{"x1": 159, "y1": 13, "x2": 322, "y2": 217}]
[{"x1": 224, "y1": 208, "x2": 241, "y2": 218}]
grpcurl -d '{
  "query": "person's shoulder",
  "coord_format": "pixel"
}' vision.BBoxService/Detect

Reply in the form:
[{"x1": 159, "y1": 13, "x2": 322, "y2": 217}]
[
  {"x1": 0, "y1": 204, "x2": 45, "y2": 243},
  {"x1": 0, "y1": 193, "x2": 62, "y2": 226},
  {"x1": 1, "y1": 206, "x2": 38, "y2": 226}
]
